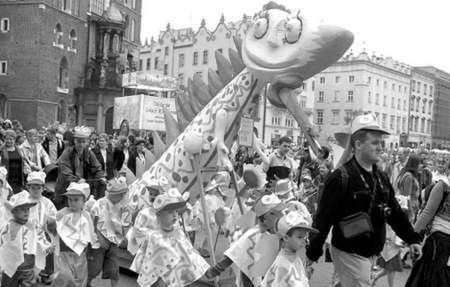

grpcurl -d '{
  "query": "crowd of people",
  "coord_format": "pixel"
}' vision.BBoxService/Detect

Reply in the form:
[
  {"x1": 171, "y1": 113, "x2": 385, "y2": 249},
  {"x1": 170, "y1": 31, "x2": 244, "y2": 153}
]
[{"x1": 0, "y1": 114, "x2": 449, "y2": 287}]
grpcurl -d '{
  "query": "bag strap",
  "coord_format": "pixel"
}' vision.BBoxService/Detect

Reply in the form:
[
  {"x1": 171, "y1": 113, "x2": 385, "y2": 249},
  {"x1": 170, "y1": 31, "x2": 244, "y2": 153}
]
[{"x1": 339, "y1": 165, "x2": 349, "y2": 194}]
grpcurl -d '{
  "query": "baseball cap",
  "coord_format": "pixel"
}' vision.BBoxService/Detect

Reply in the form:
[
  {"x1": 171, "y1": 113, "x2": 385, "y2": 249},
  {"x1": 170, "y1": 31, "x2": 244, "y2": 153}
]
[
  {"x1": 27, "y1": 171, "x2": 46, "y2": 185},
  {"x1": 63, "y1": 182, "x2": 90, "y2": 198},
  {"x1": 153, "y1": 188, "x2": 186, "y2": 213},
  {"x1": 253, "y1": 193, "x2": 282, "y2": 217},
  {"x1": 73, "y1": 126, "x2": 91, "y2": 138},
  {"x1": 107, "y1": 177, "x2": 128, "y2": 194},
  {"x1": 5, "y1": 190, "x2": 37, "y2": 211},
  {"x1": 351, "y1": 113, "x2": 389, "y2": 135},
  {"x1": 277, "y1": 210, "x2": 318, "y2": 236}
]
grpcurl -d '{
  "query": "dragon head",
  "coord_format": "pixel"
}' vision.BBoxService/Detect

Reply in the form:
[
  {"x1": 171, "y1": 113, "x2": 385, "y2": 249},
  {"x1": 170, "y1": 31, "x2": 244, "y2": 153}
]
[{"x1": 242, "y1": 7, "x2": 354, "y2": 107}]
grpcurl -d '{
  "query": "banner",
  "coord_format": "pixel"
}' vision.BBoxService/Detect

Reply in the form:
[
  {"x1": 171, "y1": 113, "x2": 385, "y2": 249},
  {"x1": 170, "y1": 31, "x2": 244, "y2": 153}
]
[
  {"x1": 113, "y1": 95, "x2": 177, "y2": 131},
  {"x1": 238, "y1": 117, "x2": 254, "y2": 147},
  {"x1": 122, "y1": 72, "x2": 178, "y2": 90}
]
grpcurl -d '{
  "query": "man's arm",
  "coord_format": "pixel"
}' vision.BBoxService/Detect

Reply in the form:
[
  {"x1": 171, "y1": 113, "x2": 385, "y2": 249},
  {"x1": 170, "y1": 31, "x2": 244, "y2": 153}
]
[
  {"x1": 59, "y1": 150, "x2": 79, "y2": 182},
  {"x1": 88, "y1": 150, "x2": 104, "y2": 179},
  {"x1": 306, "y1": 170, "x2": 344, "y2": 262}
]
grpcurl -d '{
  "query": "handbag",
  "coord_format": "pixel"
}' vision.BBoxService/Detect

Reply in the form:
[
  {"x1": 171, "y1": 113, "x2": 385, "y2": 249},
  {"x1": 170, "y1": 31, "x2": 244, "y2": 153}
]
[{"x1": 339, "y1": 212, "x2": 373, "y2": 239}]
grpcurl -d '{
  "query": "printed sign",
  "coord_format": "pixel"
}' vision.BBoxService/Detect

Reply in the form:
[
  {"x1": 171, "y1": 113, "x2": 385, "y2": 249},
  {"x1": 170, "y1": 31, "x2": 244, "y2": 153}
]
[{"x1": 238, "y1": 117, "x2": 254, "y2": 147}]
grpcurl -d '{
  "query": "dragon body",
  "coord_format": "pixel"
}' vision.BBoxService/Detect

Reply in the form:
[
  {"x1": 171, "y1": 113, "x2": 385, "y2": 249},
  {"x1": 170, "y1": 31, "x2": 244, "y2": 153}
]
[{"x1": 129, "y1": 6, "x2": 354, "y2": 201}]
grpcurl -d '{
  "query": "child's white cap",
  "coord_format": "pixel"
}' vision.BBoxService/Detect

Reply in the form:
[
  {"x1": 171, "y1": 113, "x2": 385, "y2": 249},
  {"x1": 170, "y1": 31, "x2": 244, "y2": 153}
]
[
  {"x1": 27, "y1": 171, "x2": 46, "y2": 185},
  {"x1": 5, "y1": 190, "x2": 37, "y2": 211},
  {"x1": 277, "y1": 210, "x2": 318, "y2": 236},
  {"x1": 153, "y1": 188, "x2": 186, "y2": 213},
  {"x1": 64, "y1": 182, "x2": 90, "y2": 198}
]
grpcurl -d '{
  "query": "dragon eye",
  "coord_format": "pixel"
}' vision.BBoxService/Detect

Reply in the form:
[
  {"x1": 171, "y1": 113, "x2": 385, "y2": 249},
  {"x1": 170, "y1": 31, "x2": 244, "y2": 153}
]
[
  {"x1": 284, "y1": 18, "x2": 302, "y2": 44},
  {"x1": 254, "y1": 17, "x2": 269, "y2": 39}
]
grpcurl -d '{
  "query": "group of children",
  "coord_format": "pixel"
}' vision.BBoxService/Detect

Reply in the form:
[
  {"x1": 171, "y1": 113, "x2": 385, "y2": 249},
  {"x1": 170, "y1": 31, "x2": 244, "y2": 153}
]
[{"x1": 0, "y1": 163, "x2": 319, "y2": 287}]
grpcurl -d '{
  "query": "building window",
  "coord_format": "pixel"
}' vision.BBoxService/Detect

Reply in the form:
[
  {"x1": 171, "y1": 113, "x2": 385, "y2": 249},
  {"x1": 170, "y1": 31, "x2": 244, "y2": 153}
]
[
  {"x1": 57, "y1": 100, "x2": 66, "y2": 123},
  {"x1": 285, "y1": 118, "x2": 294, "y2": 127},
  {"x1": 344, "y1": 110, "x2": 353, "y2": 125},
  {"x1": 410, "y1": 98, "x2": 415, "y2": 111},
  {"x1": 391, "y1": 97, "x2": 395, "y2": 108},
  {"x1": 349, "y1": 75, "x2": 354, "y2": 83},
  {"x1": 1, "y1": 18, "x2": 9, "y2": 33},
  {"x1": 417, "y1": 82, "x2": 421, "y2": 93},
  {"x1": 397, "y1": 117, "x2": 401, "y2": 133},
  {"x1": 302, "y1": 82, "x2": 307, "y2": 90},
  {"x1": 384, "y1": 81, "x2": 387, "y2": 88},
  {"x1": 318, "y1": 91, "x2": 324, "y2": 102},
  {"x1": 383, "y1": 95, "x2": 387, "y2": 106},
  {"x1": 311, "y1": 80, "x2": 315, "y2": 91},
  {"x1": 178, "y1": 73, "x2": 184, "y2": 85},
  {"x1": 428, "y1": 102, "x2": 432, "y2": 114},
  {"x1": 381, "y1": 114, "x2": 387, "y2": 129},
  {"x1": 398, "y1": 85, "x2": 401, "y2": 92},
  {"x1": 375, "y1": 93, "x2": 379, "y2": 105},
  {"x1": 0, "y1": 61, "x2": 7, "y2": 75},
  {"x1": 138, "y1": 59, "x2": 143, "y2": 71},
  {"x1": 154, "y1": 57, "x2": 159, "y2": 70},
  {"x1": 427, "y1": 119, "x2": 431, "y2": 133},
  {"x1": 319, "y1": 77, "x2": 325, "y2": 84},
  {"x1": 421, "y1": 118, "x2": 425, "y2": 133},
  {"x1": 195, "y1": 71, "x2": 202, "y2": 79},
  {"x1": 132, "y1": 0, "x2": 136, "y2": 9},
  {"x1": 164, "y1": 47, "x2": 169, "y2": 56},
  {"x1": 58, "y1": 57, "x2": 69, "y2": 92},
  {"x1": 368, "y1": 92, "x2": 372, "y2": 103},
  {"x1": 146, "y1": 58, "x2": 151, "y2": 70},
  {"x1": 423, "y1": 84, "x2": 427, "y2": 95},
  {"x1": 414, "y1": 117, "x2": 419, "y2": 132},
  {"x1": 63, "y1": 0, "x2": 72, "y2": 12},
  {"x1": 332, "y1": 110, "x2": 340, "y2": 124},
  {"x1": 367, "y1": 76, "x2": 371, "y2": 84},
  {"x1": 376, "y1": 79, "x2": 380, "y2": 86},
  {"x1": 54, "y1": 23, "x2": 63, "y2": 47},
  {"x1": 411, "y1": 80, "x2": 416, "y2": 92},
  {"x1": 402, "y1": 117, "x2": 406, "y2": 132},
  {"x1": 392, "y1": 83, "x2": 395, "y2": 91},
  {"x1": 347, "y1": 91, "x2": 354, "y2": 102},
  {"x1": 202, "y1": 50, "x2": 208, "y2": 64},
  {"x1": 430, "y1": 86, "x2": 433, "y2": 96},
  {"x1": 422, "y1": 100, "x2": 426, "y2": 113},
  {"x1": 130, "y1": 19, "x2": 136, "y2": 42},
  {"x1": 69, "y1": 29, "x2": 77, "y2": 52},
  {"x1": 193, "y1": 52, "x2": 198, "y2": 65},
  {"x1": 416, "y1": 98, "x2": 420, "y2": 112},
  {"x1": 178, "y1": 53, "x2": 185, "y2": 67},
  {"x1": 390, "y1": 115, "x2": 395, "y2": 130},
  {"x1": 335, "y1": 76, "x2": 340, "y2": 83},
  {"x1": 333, "y1": 91, "x2": 340, "y2": 102},
  {"x1": 397, "y1": 98, "x2": 401, "y2": 109},
  {"x1": 316, "y1": 110, "x2": 324, "y2": 125},
  {"x1": 272, "y1": 116, "x2": 281, "y2": 126},
  {"x1": 403, "y1": 100, "x2": 407, "y2": 111},
  {"x1": 163, "y1": 64, "x2": 168, "y2": 75}
]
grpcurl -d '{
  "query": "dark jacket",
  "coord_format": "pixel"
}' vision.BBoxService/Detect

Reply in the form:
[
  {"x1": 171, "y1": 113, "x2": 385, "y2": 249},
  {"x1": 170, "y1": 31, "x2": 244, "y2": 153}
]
[
  {"x1": 42, "y1": 138, "x2": 65, "y2": 160},
  {"x1": 92, "y1": 146, "x2": 114, "y2": 180},
  {"x1": 306, "y1": 157, "x2": 422, "y2": 261},
  {"x1": 113, "y1": 148, "x2": 125, "y2": 173},
  {"x1": 54, "y1": 147, "x2": 103, "y2": 208},
  {"x1": 1, "y1": 146, "x2": 28, "y2": 194}
]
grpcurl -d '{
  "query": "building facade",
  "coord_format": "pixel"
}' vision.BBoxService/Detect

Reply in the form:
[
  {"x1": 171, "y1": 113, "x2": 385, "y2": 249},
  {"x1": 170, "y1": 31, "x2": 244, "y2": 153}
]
[
  {"x1": 140, "y1": 16, "x2": 315, "y2": 145},
  {"x1": 408, "y1": 68, "x2": 434, "y2": 148},
  {"x1": 416, "y1": 66, "x2": 450, "y2": 149},
  {"x1": 313, "y1": 51, "x2": 411, "y2": 149},
  {"x1": 0, "y1": 0, "x2": 141, "y2": 131}
]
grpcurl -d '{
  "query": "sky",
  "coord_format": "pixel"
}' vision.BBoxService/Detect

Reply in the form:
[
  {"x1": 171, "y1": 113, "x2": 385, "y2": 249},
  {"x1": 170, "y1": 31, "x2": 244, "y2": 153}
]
[{"x1": 141, "y1": 0, "x2": 450, "y2": 72}]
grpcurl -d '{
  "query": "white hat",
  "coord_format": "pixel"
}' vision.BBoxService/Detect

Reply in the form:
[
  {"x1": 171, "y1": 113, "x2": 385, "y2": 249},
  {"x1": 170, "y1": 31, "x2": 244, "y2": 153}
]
[
  {"x1": 351, "y1": 113, "x2": 389, "y2": 135},
  {"x1": 277, "y1": 210, "x2": 318, "y2": 236},
  {"x1": 64, "y1": 182, "x2": 90, "y2": 198},
  {"x1": 73, "y1": 126, "x2": 91, "y2": 138},
  {"x1": 5, "y1": 190, "x2": 37, "y2": 211},
  {"x1": 253, "y1": 193, "x2": 282, "y2": 217},
  {"x1": 27, "y1": 171, "x2": 46, "y2": 185},
  {"x1": 274, "y1": 179, "x2": 293, "y2": 196},
  {"x1": 153, "y1": 188, "x2": 186, "y2": 213},
  {"x1": 106, "y1": 177, "x2": 128, "y2": 194}
]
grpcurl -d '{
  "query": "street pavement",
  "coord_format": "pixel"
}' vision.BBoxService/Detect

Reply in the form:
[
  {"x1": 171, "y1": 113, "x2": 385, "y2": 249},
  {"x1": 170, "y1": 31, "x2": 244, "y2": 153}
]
[{"x1": 75, "y1": 260, "x2": 410, "y2": 287}]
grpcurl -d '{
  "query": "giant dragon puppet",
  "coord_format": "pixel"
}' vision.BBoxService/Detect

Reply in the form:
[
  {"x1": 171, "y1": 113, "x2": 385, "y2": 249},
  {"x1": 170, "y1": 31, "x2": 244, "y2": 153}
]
[{"x1": 128, "y1": 5, "x2": 354, "y2": 205}]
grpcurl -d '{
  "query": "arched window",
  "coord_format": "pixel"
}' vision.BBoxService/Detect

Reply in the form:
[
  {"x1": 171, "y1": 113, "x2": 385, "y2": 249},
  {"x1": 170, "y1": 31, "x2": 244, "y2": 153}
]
[
  {"x1": 131, "y1": 19, "x2": 135, "y2": 42},
  {"x1": 55, "y1": 23, "x2": 63, "y2": 45},
  {"x1": 58, "y1": 57, "x2": 69, "y2": 90},
  {"x1": 0, "y1": 94, "x2": 8, "y2": 118},
  {"x1": 124, "y1": 15, "x2": 129, "y2": 39},
  {"x1": 57, "y1": 100, "x2": 66, "y2": 123},
  {"x1": 69, "y1": 29, "x2": 77, "y2": 51}
]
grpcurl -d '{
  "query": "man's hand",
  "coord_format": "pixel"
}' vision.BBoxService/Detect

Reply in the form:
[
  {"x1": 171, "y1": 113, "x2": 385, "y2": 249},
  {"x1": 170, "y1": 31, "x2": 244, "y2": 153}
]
[{"x1": 409, "y1": 243, "x2": 422, "y2": 260}]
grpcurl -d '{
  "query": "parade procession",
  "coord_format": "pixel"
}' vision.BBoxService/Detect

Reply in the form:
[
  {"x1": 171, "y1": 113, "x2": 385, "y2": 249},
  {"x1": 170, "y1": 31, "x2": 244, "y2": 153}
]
[{"x1": 1, "y1": 0, "x2": 450, "y2": 287}]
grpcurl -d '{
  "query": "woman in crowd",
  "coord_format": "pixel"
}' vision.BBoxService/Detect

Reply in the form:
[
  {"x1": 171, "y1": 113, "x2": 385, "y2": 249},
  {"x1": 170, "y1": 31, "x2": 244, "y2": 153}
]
[
  {"x1": 405, "y1": 161, "x2": 450, "y2": 287},
  {"x1": 1, "y1": 129, "x2": 29, "y2": 194},
  {"x1": 396, "y1": 154, "x2": 421, "y2": 222},
  {"x1": 113, "y1": 135, "x2": 135, "y2": 184}
]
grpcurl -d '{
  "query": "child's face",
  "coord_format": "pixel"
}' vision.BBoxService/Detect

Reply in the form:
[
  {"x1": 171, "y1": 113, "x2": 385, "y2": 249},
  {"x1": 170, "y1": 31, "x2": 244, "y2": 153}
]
[
  {"x1": 107, "y1": 192, "x2": 125, "y2": 204},
  {"x1": 28, "y1": 184, "x2": 44, "y2": 199},
  {"x1": 12, "y1": 206, "x2": 31, "y2": 222},
  {"x1": 284, "y1": 228, "x2": 309, "y2": 252},
  {"x1": 158, "y1": 209, "x2": 179, "y2": 231},
  {"x1": 67, "y1": 195, "x2": 85, "y2": 211}
]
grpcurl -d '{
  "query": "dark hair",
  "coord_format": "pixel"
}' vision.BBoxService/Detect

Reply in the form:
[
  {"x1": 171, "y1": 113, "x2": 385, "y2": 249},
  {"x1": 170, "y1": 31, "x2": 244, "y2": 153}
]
[
  {"x1": 399, "y1": 154, "x2": 421, "y2": 180},
  {"x1": 279, "y1": 136, "x2": 292, "y2": 145},
  {"x1": 320, "y1": 146, "x2": 330, "y2": 159}
]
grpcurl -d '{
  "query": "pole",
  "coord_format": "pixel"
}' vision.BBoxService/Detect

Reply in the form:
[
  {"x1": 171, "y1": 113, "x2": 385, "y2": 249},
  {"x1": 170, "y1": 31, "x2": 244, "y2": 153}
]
[
  {"x1": 229, "y1": 169, "x2": 244, "y2": 215},
  {"x1": 262, "y1": 84, "x2": 267, "y2": 144},
  {"x1": 193, "y1": 154, "x2": 217, "y2": 266}
]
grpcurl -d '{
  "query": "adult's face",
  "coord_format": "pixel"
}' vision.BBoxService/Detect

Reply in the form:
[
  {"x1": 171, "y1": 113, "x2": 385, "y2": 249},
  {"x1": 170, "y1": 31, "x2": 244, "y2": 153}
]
[
  {"x1": 98, "y1": 137, "x2": 107, "y2": 149},
  {"x1": 74, "y1": 137, "x2": 88, "y2": 151},
  {"x1": 27, "y1": 134, "x2": 38, "y2": 144},
  {"x1": 136, "y1": 143, "x2": 145, "y2": 153},
  {"x1": 5, "y1": 135, "x2": 15, "y2": 148},
  {"x1": 356, "y1": 132, "x2": 383, "y2": 165}
]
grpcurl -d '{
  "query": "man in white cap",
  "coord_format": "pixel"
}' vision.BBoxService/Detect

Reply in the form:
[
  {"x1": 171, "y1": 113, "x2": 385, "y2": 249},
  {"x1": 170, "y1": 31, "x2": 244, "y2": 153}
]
[
  {"x1": 305, "y1": 113, "x2": 422, "y2": 287},
  {"x1": 54, "y1": 126, "x2": 105, "y2": 209}
]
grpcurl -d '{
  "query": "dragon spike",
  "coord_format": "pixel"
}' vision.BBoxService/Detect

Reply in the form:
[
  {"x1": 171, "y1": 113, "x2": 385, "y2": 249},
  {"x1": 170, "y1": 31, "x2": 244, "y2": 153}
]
[
  {"x1": 151, "y1": 130, "x2": 166, "y2": 160},
  {"x1": 228, "y1": 48, "x2": 245, "y2": 74},
  {"x1": 163, "y1": 107, "x2": 180, "y2": 146},
  {"x1": 233, "y1": 36, "x2": 243, "y2": 58},
  {"x1": 176, "y1": 94, "x2": 196, "y2": 122},
  {"x1": 187, "y1": 79, "x2": 204, "y2": 114},
  {"x1": 175, "y1": 99, "x2": 190, "y2": 130},
  {"x1": 208, "y1": 68, "x2": 225, "y2": 95},
  {"x1": 192, "y1": 74, "x2": 213, "y2": 105},
  {"x1": 215, "y1": 51, "x2": 234, "y2": 84}
]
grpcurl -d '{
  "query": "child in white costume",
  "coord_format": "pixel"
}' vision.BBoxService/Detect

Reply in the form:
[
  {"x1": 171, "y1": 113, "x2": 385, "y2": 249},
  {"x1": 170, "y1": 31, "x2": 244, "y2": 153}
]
[
  {"x1": 261, "y1": 209, "x2": 318, "y2": 287},
  {"x1": 54, "y1": 182, "x2": 99, "y2": 287},
  {"x1": 0, "y1": 190, "x2": 52, "y2": 287},
  {"x1": 131, "y1": 188, "x2": 209, "y2": 287}
]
